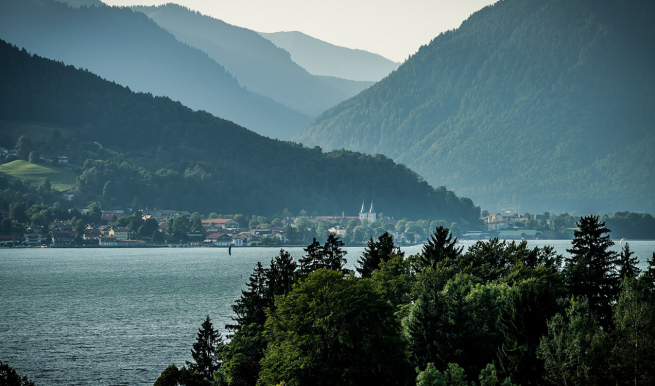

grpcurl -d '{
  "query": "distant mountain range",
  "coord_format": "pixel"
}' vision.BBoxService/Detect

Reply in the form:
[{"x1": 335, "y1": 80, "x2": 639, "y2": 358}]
[
  {"x1": 0, "y1": 0, "x2": 309, "y2": 139},
  {"x1": 0, "y1": 39, "x2": 482, "y2": 224},
  {"x1": 132, "y1": 4, "x2": 373, "y2": 117},
  {"x1": 296, "y1": 0, "x2": 655, "y2": 213},
  {"x1": 260, "y1": 31, "x2": 400, "y2": 82}
]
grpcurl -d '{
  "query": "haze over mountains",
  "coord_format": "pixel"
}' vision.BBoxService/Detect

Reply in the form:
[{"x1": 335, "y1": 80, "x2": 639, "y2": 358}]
[
  {"x1": 296, "y1": 0, "x2": 655, "y2": 214},
  {"x1": 132, "y1": 4, "x2": 374, "y2": 117},
  {"x1": 260, "y1": 31, "x2": 400, "y2": 82},
  {"x1": 0, "y1": 39, "x2": 481, "y2": 224},
  {"x1": 0, "y1": 0, "x2": 313, "y2": 139}
]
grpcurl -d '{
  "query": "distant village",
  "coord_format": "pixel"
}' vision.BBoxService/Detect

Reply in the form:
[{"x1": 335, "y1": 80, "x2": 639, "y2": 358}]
[{"x1": 1, "y1": 196, "x2": 555, "y2": 248}]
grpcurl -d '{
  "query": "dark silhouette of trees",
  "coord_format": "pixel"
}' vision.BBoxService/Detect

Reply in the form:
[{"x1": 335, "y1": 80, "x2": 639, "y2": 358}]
[
  {"x1": 564, "y1": 215, "x2": 619, "y2": 327},
  {"x1": 187, "y1": 315, "x2": 223, "y2": 380},
  {"x1": 420, "y1": 226, "x2": 463, "y2": 270},
  {"x1": 356, "y1": 231, "x2": 398, "y2": 278},
  {"x1": 618, "y1": 242, "x2": 640, "y2": 279}
]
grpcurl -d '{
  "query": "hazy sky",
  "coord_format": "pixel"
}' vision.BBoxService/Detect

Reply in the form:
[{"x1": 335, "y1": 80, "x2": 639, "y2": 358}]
[{"x1": 102, "y1": 0, "x2": 497, "y2": 62}]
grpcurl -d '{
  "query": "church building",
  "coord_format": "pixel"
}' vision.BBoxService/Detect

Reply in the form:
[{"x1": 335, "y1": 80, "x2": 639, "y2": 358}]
[{"x1": 359, "y1": 200, "x2": 377, "y2": 223}]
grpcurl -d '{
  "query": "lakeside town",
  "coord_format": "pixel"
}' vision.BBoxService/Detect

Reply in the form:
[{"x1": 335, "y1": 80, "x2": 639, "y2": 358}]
[{"x1": 1, "y1": 198, "x2": 590, "y2": 248}]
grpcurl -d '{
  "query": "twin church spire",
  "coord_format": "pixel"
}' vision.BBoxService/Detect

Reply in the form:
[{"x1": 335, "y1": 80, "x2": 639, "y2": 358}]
[{"x1": 359, "y1": 200, "x2": 377, "y2": 222}]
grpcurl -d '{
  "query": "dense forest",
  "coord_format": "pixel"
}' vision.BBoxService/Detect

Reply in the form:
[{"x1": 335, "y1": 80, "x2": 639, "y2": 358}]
[
  {"x1": 295, "y1": 0, "x2": 655, "y2": 213},
  {"x1": 0, "y1": 0, "x2": 310, "y2": 139},
  {"x1": 157, "y1": 218, "x2": 655, "y2": 385},
  {"x1": 0, "y1": 40, "x2": 481, "y2": 224}
]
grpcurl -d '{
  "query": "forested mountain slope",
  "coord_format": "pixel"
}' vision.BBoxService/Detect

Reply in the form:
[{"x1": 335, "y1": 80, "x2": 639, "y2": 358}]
[
  {"x1": 296, "y1": 0, "x2": 655, "y2": 213},
  {"x1": 0, "y1": 0, "x2": 309, "y2": 139},
  {"x1": 260, "y1": 31, "x2": 400, "y2": 82},
  {"x1": 0, "y1": 40, "x2": 481, "y2": 224},
  {"x1": 132, "y1": 4, "x2": 373, "y2": 117}
]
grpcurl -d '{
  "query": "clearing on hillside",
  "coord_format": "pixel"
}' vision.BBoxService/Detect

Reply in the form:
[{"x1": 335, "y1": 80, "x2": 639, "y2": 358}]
[{"x1": 0, "y1": 160, "x2": 77, "y2": 191}]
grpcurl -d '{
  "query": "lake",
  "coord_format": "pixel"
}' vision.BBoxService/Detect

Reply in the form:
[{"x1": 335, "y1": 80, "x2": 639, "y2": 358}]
[{"x1": 1, "y1": 240, "x2": 654, "y2": 385}]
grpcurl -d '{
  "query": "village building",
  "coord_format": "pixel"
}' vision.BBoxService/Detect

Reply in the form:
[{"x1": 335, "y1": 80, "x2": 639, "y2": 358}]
[
  {"x1": 51, "y1": 230, "x2": 76, "y2": 246},
  {"x1": 359, "y1": 200, "x2": 377, "y2": 223},
  {"x1": 109, "y1": 227, "x2": 133, "y2": 241},
  {"x1": 205, "y1": 232, "x2": 232, "y2": 246},
  {"x1": 201, "y1": 218, "x2": 240, "y2": 229},
  {"x1": 482, "y1": 213, "x2": 528, "y2": 231},
  {"x1": 24, "y1": 233, "x2": 42, "y2": 245}
]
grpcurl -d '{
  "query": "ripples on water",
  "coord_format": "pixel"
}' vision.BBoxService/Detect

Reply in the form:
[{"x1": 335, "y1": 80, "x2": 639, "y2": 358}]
[{"x1": 1, "y1": 241, "x2": 653, "y2": 385}]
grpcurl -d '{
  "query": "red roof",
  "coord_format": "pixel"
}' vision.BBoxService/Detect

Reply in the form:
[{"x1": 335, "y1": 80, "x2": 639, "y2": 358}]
[{"x1": 206, "y1": 232, "x2": 230, "y2": 239}]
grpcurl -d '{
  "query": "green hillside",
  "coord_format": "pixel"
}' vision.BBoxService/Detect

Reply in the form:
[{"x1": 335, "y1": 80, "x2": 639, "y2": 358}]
[
  {"x1": 0, "y1": 39, "x2": 482, "y2": 225},
  {"x1": 0, "y1": 160, "x2": 76, "y2": 191},
  {"x1": 295, "y1": 0, "x2": 655, "y2": 213}
]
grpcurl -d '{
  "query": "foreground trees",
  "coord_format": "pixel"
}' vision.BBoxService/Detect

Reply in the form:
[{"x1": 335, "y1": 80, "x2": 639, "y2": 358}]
[
  {"x1": 259, "y1": 270, "x2": 412, "y2": 386},
  {"x1": 157, "y1": 219, "x2": 655, "y2": 386}
]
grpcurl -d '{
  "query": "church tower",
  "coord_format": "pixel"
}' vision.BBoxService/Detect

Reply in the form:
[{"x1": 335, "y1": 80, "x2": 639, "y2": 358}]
[
  {"x1": 359, "y1": 200, "x2": 368, "y2": 222},
  {"x1": 368, "y1": 202, "x2": 377, "y2": 222}
]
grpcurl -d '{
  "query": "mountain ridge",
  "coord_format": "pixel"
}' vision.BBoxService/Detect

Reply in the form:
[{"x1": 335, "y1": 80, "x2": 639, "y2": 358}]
[
  {"x1": 295, "y1": 0, "x2": 655, "y2": 213},
  {"x1": 260, "y1": 31, "x2": 400, "y2": 82},
  {"x1": 0, "y1": 0, "x2": 310, "y2": 139},
  {"x1": 132, "y1": 4, "x2": 373, "y2": 117}
]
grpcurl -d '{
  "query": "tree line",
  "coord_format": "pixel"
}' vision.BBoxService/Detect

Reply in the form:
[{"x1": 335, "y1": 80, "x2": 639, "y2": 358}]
[{"x1": 157, "y1": 215, "x2": 655, "y2": 385}]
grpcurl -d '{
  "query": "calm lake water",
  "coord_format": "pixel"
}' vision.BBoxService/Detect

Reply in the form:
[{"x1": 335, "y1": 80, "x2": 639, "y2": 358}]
[{"x1": 1, "y1": 240, "x2": 654, "y2": 385}]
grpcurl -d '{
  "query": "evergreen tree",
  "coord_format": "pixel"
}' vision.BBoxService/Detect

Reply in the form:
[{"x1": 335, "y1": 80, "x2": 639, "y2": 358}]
[
  {"x1": 420, "y1": 226, "x2": 463, "y2": 271},
  {"x1": 564, "y1": 215, "x2": 619, "y2": 326},
  {"x1": 187, "y1": 315, "x2": 223, "y2": 379},
  {"x1": 321, "y1": 234, "x2": 347, "y2": 271},
  {"x1": 267, "y1": 249, "x2": 297, "y2": 297},
  {"x1": 297, "y1": 235, "x2": 347, "y2": 278},
  {"x1": 617, "y1": 242, "x2": 640, "y2": 279},
  {"x1": 357, "y1": 231, "x2": 398, "y2": 278},
  {"x1": 228, "y1": 262, "x2": 269, "y2": 331},
  {"x1": 298, "y1": 237, "x2": 322, "y2": 278},
  {"x1": 644, "y1": 253, "x2": 655, "y2": 282}
]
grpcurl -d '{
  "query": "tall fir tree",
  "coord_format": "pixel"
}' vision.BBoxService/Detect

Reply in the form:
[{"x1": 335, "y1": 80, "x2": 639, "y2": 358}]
[
  {"x1": 564, "y1": 215, "x2": 619, "y2": 327},
  {"x1": 321, "y1": 234, "x2": 348, "y2": 271},
  {"x1": 267, "y1": 249, "x2": 297, "y2": 298},
  {"x1": 420, "y1": 226, "x2": 463, "y2": 271},
  {"x1": 357, "y1": 231, "x2": 399, "y2": 278},
  {"x1": 187, "y1": 315, "x2": 223, "y2": 380},
  {"x1": 617, "y1": 242, "x2": 640, "y2": 279},
  {"x1": 227, "y1": 262, "x2": 269, "y2": 331},
  {"x1": 297, "y1": 235, "x2": 347, "y2": 278}
]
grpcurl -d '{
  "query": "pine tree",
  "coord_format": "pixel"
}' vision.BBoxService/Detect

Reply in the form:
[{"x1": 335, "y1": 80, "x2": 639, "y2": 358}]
[
  {"x1": 267, "y1": 249, "x2": 297, "y2": 297},
  {"x1": 298, "y1": 238, "x2": 322, "y2": 277},
  {"x1": 297, "y1": 235, "x2": 347, "y2": 278},
  {"x1": 322, "y1": 234, "x2": 347, "y2": 271},
  {"x1": 187, "y1": 315, "x2": 223, "y2": 379},
  {"x1": 356, "y1": 231, "x2": 399, "y2": 278},
  {"x1": 420, "y1": 226, "x2": 463, "y2": 271},
  {"x1": 617, "y1": 242, "x2": 640, "y2": 279},
  {"x1": 564, "y1": 215, "x2": 619, "y2": 327},
  {"x1": 228, "y1": 262, "x2": 269, "y2": 331},
  {"x1": 645, "y1": 253, "x2": 655, "y2": 280}
]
